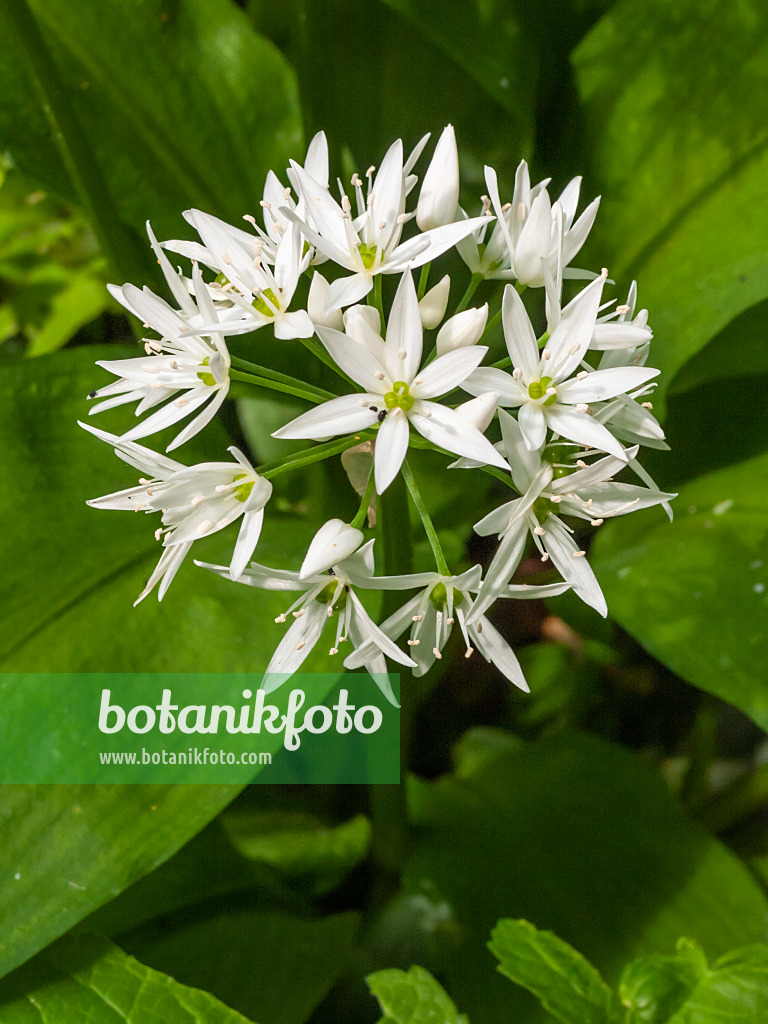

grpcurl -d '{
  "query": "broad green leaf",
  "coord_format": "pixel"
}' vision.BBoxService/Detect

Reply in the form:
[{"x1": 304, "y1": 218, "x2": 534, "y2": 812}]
[
  {"x1": 666, "y1": 945, "x2": 768, "y2": 1024},
  {"x1": 25, "y1": 273, "x2": 109, "y2": 356},
  {"x1": 380, "y1": 0, "x2": 535, "y2": 152},
  {"x1": 619, "y1": 940, "x2": 708, "y2": 1024},
  {"x1": 406, "y1": 733, "x2": 768, "y2": 1024},
  {"x1": 669, "y1": 299, "x2": 768, "y2": 396},
  {"x1": 573, "y1": 0, "x2": 768, "y2": 408},
  {"x1": 367, "y1": 965, "x2": 469, "y2": 1024},
  {"x1": 0, "y1": 785, "x2": 242, "y2": 982},
  {"x1": 221, "y1": 808, "x2": 371, "y2": 894},
  {"x1": 591, "y1": 454, "x2": 768, "y2": 731},
  {"x1": 0, "y1": 0, "x2": 302, "y2": 241},
  {"x1": 127, "y1": 910, "x2": 359, "y2": 1024},
  {"x1": 489, "y1": 918, "x2": 621, "y2": 1024},
  {"x1": 0, "y1": 933, "x2": 257, "y2": 1023}
]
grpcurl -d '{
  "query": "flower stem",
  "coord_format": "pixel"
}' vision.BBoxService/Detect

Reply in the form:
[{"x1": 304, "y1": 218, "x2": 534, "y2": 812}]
[
  {"x1": 401, "y1": 460, "x2": 450, "y2": 575},
  {"x1": 480, "y1": 307, "x2": 503, "y2": 343},
  {"x1": 230, "y1": 355, "x2": 336, "y2": 403},
  {"x1": 455, "y1": 272, "x2": 483, "y2": 314},
  {"x1": 228, "y1": 368, "x2": 330, "y2": 406},
  {"x1": 1, "y1": 0, "x2": 150, "y2": 285},
  {"x1": 417, "y1": 262, "x2": 431, "y2": 301},
  {"x1": 372, "y1": 275, "x2": 385, "y2": 328},
  {"x1": 260, "y1": 432, "x2": 375, "y2": 479},
  {"x1": 350, "y1": 466, "x2": 376, "y2": 530}
]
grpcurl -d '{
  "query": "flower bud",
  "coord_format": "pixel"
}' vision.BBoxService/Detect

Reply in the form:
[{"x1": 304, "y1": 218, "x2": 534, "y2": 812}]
[
  {"x1": 308, "y1": 272, "x2": 343, "y2": 331},
  {"x1": 418, "y1": 275, "x2": 450, "y2": 329},
  {"x1": 300, "y1": 519, "x2": 364, "y2": 579},
  {"x1": 455, "y1": 392, "x2": 499, "y2": 433},
  {"x1": 416, "y1": 124, "x2": 460, "y2": 231},
  {"x1": 343, "y1": 303, "x2": 381, "y2": 338},
  {"x1": 436, "y1": 303, "x2": 488, "y2": 356}
]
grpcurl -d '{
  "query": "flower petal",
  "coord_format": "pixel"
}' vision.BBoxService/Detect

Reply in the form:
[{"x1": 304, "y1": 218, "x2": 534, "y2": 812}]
[
  {"x1": 542, "y1": 516, "x2": 607, "y2": 616},
  {"x1": 384, "y1": 270, "x2": 422, "y2": 382},
  {"x1": 557, "y1": 366, "x2": 660, "y2": 404},
  {"x1": 545, "y1": 405, "x2": 628, "y2": 460},
  {"x1": 273, "y1": 394, "x2": 379, "y2": 440},
  {"x1": 375, "y1": 409, "x2": 410, "y2": 493},
  {"x1": 411, "y1": 402, "x2": 509, "y2": 469},
  {"x1": 413, "y1": 346, "x2": 487, "y2": 399},
  {"x1": 518, "y1": 402, "x2": 547, "y2": 450}
]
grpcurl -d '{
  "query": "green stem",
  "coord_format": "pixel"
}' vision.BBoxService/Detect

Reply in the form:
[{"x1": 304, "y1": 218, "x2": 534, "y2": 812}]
[
  {"x1": 480, "y1": 307, "x2": 503, "y2": 343},
  {"x1": 417, "y1": 262, "x2": 431, "y2": 301},
  {"x1": 228, "y1": 368, "x2": 333, "y2": 405},
  {"x1": 230, "y1": 355, "x2": 336, "y2": 403},
  {"x1": 372, "y1": 274, "x2": 385, "y2": 328},
  {"x1": 350, "y1": 466, "x2": 376, "y2": 530},
  {"x1": 401, "y1": 459, "x2": 449, "y2": 575},
  {"x1": 299, "y1": 336, "x2": 357, "y2": 389},
  {"x1": 1, "y1": 0, "x2": 148, "y2": 284},
  {"x1": 515, "y1": 281, "x2": 528, "y2": 296},
  {"x1": 455, "y1": 272, "x2": 483, "y2": 314},
  {"x1": 260, "y1": 432, "x2": 375, "y2": 480}
]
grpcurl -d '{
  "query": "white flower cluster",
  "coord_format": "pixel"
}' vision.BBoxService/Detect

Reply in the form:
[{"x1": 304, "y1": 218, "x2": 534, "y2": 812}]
[{"x1": 83, "y1": 126, "x2": 674, "y2": 703}]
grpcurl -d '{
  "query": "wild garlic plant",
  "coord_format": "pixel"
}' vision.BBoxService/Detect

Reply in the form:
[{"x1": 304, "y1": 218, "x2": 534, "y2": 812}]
[{"x1": 82, "y1": 125, "x2": 675, "y2": 705}]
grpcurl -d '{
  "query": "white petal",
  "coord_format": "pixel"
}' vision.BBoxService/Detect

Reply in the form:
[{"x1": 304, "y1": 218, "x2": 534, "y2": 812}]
[
  {"x1": 411, "y1": 402, "x2": 509, "y2": 469},
  {"x1": 461, "y1": 367, "x2": 525, "y2": 407},
  {"x1": 498, "y1": 408, "x2": 541, "y2": 492},
  {"x1": 384, "y1": 270, "x2": 422, "y2": 382},
  {"x1": 272, "y1": 394, "x2": 379, "y2": 440},
  {"x1": 544, "y1": 405, "x2": 627, "y2": 460},
  {"x1": 542, "y1": 516, "x2": 607, "y2": 616},
  {"x1": 307, "y1": 272, "x2": 344, "y2": 330},
  {"x1": 263, "y1": 601, "x2": 327, "y2": 682},
  {"x1": 558, "y1": 366, "x2": 660, "y2": 404},
  {"x1": 469, "y1": 612, "x2": 529, "y2": 692},
  {"x1": 514, "y1": 189, "x2": 552, "y2": 285},
  {"x1": 546, "y1": 272, "x2": 605, "y2": 381},
  {"x1": 465, "y1": 524, "x2": 528, "y2": 624},
  {"x1": 455, "y1": 392, "x2": 499, "y2": 433},
  {"x1": 501, "y1": 284, "x2": 539, "y2": 379},
  {"x1": 374, "y1": 409, "x2": 410, "y2": 493},
  {"x1": 316, "y1": 327, "x2": 388, "y2": 392},
  {"x1": 413, "y1": 346, "x2": 487, "y2": 399},
  {"x1": 325, "y1": 273, "x2": 373, "y2": 312},
  {"x1": 416, "y1": 124, "x2": 459, "y2": 231},
  {"x1": 373, "y1": 138, "x2": 405, "y2": 253},
  {"x1": 230, "y1": 510, "x2": 265, "y2": 579},
  {"x1": 387, "y1": 216, "x2": 490, "y2": 270},
  {"x1": 518, "y1": 402, "x2": 547, "y2": 450},
  {"x1": 274, "y1": 310, "x2": 315, "y2": 340}
]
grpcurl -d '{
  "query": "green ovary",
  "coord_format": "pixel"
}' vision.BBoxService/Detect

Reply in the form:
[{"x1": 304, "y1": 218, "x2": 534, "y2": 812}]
[
  {"x1": 252, "y1": 287, "x2": 278, "y2": 317},
  {"x1": 384, "y1": 381, "x2": 415, "y2": 412},
  {"x1": 532, "y1": 496, "x2": 557, "y2": 521},
  {"x1": 429, "y1": 583, "x2": 464, "y2": 611},
  {"x1": 315, "y1": 582, "x2": 347, "y2": 609},
  {"x1": 197, "y1": 356, "x2": 216, "y2": 387},
  {"x1": 528, "y1": 376, "x2": 557, "y2": 406},
  {"x1": 358, "y1": 243, "x2": 377, "y2": 271},
  {"x1": 232, "y1": 474, "x2": 254, "y2": 503}
]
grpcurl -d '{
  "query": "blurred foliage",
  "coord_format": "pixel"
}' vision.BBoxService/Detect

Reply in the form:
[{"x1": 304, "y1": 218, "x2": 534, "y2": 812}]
[{"x1": 0, "y1": 0, "x2": 767, "y2": 1022}]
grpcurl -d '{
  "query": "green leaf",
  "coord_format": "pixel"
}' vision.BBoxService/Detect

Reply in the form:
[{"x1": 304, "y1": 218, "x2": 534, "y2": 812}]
[
  {"x1": 573, "y1": 0, "x2": 768, "y2": 409},
  {"x1": 405, "y1": 733, "x2": 768, "y2": 1024},
  {"x1": 0, "y1": 933, "x2": 257, "y2": 1023},
  {"x1": 619, "y1": 940, "x2": 708, "y2": 1024},
  {"x1": 666, "y1": 945, "x2": 768, "y2": 1024},
  {"x1": 0, "y1": 0, "x2": 302, "y2": 241},
  {"x1": 0, "y1": 785, "x2": 242, "y2": 982},
  {"x1": 127, "y1": 910, "x2": 359, "y2": 1024},
  {"x1": 379, "y1": 0, "x2": 535, "y2": 152},
  {"x1": 221, "y1": 809, "x2": 371, "y2": 895},
  {"x1": 591, "y1": 454, "x2": 768, "y2": 732},
  {"x1": 367, "y1": 965, "x2": 469, "y2": 1024},
  {"x1": 489, "y1": 918, "x2": 621, "y2": 1024},
  {"x1": 25, "y1": 272, "x2": 109, "y2": 355}
]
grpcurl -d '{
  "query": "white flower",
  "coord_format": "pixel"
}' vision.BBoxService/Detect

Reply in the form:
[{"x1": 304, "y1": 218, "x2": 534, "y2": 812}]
[
  {"x1": 467, "y1": 411, "x2": 675, "y2": 620},
  {"x1": 416, "y1": 124, "x2": 460, "y2": 230},
  {"x1": 281, "y1": 137, "x2": 489, "y2": 312},
  {"x1": 272, "y1": 272, "x2": 510, "y2": 493},
  {"x1": 483, "y1": 161, "x2": 600, "y2": 287},
  {"x1": 170, "y1": 212, "x2": 315, "y2": 341},
  {"x1": 81, "y1": 424, "x2": 272, "y2": 603},
  {"x1": 91, "y1": 262, "x2": 232, "y2": 451},
  {"x1": 196, "y1": 526, "x2": 415, "y2": 704},
  {"x1": 308, "y1": 271, "x2": 344, "y2": 330},
  {"x1": 345, "y1": 564, "x2": 569, "y2": 688},
  {"x1": 463, "y1": 276, "x2": 659, "y2": 460},
  {"x1": 418, "y1": 274, "x2": 451, "y2": 329}
]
